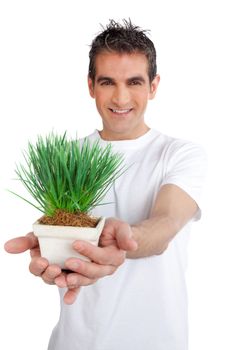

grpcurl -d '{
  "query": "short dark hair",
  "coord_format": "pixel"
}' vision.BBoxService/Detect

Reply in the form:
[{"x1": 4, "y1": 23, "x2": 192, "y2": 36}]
[{"x1": 88, "y1": 19, "x2": 157, "y2": 83}]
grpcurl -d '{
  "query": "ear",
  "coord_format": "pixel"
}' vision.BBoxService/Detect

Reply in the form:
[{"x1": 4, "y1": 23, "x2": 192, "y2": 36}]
[
  {"x1": 149, "y1": 74, "x2": 160, "y2": 100},
  {"x1": 88, "y1": 77, "x2": 95, "y2": 98}
]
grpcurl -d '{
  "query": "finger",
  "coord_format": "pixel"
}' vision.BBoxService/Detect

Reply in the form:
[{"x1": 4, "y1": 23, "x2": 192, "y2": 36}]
[
  {"x1": 30, "y1": 247, "x2": 41, "y2": 258},
  {"x1": 65, "y1": 258, "x2": 117, "y2": 279},
  {"x1": 66, "y1": 272, "x2": 98, "y2": 288},
  {"x1": 29, "y1": 256, "x2": 49, "y2": 277},
  {"x1": 41, "y1": 265, "x2": 62, "y2": 285},
  {"x1": 72, "y1": 241, "x2": 122, "y2": 265},
  {"x1": 63, "y1": 287, "x2": 81, "y2": 305},
  {"x1": 4, "y1": 232, "x2": 38, "y2": 254},
  {"x1": 101, "y1": 219, "x2": 138, "y2": 251},
  {"x1": 55, "y1": 273, "x2": 68, "y2": 288},
  {"x1": 115, "y1": 223, "x2": 138, "y2": 251}
]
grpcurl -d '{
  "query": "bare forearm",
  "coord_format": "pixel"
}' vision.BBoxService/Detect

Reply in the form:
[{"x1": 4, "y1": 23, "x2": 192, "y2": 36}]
[{"x1": 127, "y1": 215, "x2": 180, "y2": 259}]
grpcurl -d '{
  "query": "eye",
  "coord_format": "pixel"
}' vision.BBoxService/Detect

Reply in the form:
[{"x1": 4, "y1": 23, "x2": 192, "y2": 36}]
[
  {"x1": 100, "y1": 80, "x2": 113, "y2": 86},
  {"x1": 129, "y1": 80, "x2": 142, "y2": 86}
]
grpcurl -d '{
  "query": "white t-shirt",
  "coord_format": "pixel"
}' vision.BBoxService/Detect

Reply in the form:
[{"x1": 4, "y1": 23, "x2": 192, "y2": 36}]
[{"x1": 48, "y1": 129, "x2": 207, "y2": 350}]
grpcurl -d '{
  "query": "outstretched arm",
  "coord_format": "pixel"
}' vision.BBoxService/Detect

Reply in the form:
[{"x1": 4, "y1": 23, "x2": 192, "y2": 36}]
[
  {"x1": 66, "y1": 184, "x2": 198, "y2": 269},
  {"x1": 61, "y1": 183, "x2": 198, "y2": 301},
  {"x1": 127, "y1": 183, "x2": 198, "y2": 258},
  {"x1": 4, "y1": 184, "x2": 198, "y2": 304}
]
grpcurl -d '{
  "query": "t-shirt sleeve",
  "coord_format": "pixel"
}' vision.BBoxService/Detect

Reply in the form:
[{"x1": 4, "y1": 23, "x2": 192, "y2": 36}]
[{"x1": 161, "y1": 140, "x2": 208, "y2": 221}]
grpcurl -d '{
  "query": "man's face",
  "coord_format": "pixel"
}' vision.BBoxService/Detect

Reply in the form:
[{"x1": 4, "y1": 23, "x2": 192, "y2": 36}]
[{"x1": 88, "y1": 52, "x2": 160, "y2": 140}]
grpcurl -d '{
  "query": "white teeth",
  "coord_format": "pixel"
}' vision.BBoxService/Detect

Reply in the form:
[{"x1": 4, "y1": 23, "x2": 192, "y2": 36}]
[{"x1": 111, "y1": 109, "x2": 131, "y2": 114}]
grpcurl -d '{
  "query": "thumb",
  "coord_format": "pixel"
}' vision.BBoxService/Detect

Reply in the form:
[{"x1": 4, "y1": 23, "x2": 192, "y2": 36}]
[
  {"x1": 4, "y1": 232, "x2": 38, "y2": 254},
  {"x1": 115, "y1": 223, "x2": 138, "y2": 251}
]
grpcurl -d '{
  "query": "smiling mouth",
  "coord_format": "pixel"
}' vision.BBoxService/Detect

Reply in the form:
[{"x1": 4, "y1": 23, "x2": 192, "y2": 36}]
[{"x1": 109, "y1": 108, "x2": 133, "y2": 115}]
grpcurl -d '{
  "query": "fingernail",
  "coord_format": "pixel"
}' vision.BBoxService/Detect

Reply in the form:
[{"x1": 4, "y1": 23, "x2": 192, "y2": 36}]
[
  {"x1": 68, "y1": 285, "x2": 77, "y2": 289},
  {"x1": 70, "y1": 261, "x2": 79, "y2": 269},
  {"x1": 73, "y1": 242, "x2": 84, "y2": 251}
]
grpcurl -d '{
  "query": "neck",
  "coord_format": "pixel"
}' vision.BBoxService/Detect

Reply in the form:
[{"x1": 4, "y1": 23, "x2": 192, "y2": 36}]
[{"x1": 99, "y1": 125, "x2": 150, "y2": 141}]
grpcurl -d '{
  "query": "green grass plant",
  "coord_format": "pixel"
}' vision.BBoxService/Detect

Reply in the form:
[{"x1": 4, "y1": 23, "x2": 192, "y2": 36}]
[{"x1": 10, "y1": 132, "x2": 125, "y2": 217}]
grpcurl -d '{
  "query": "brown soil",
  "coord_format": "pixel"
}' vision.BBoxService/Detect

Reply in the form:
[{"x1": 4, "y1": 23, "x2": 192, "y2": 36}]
[{"x1": 38, "y1": 209, "x2": 99, "y2": 228}]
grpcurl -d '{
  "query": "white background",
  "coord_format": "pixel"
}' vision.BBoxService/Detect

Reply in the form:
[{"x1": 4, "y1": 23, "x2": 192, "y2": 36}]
[{"x1": 0, "y1": 1, "x2": 232, "y2": 349}]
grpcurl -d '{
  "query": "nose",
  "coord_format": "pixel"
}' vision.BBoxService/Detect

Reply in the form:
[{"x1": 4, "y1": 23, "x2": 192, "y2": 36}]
[{"x1": 111, "y1": 85, "x2": 131, "y2": 107}]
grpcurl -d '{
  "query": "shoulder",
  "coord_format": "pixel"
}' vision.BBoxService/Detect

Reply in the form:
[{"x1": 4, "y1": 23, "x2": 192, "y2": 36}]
[
  {"x1": 158, "y1": 133, "x2": 208, "y2": 208},
  {"x1": 153, "y1": 130, "x2": 207, "y2": 163},
  {"x1": 167, "y1": 138, "x2": 207, "y2": 166},
  {"x1": 161, "y1": 136, "x2": 208, "y2": 182},
  {"x1": 78, "y1": 130, "x2": 100, "y2": 145}
]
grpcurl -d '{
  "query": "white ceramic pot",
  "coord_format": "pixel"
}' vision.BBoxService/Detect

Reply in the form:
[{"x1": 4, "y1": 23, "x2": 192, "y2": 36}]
[{"x1": 33, "y1": 217, "x2": 105, "y2": 269}]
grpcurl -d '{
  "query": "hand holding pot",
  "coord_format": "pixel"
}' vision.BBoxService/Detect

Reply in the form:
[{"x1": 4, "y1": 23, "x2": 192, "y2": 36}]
[
  {"x1": 4, "y1": 218, "x2": 138, "y2": 305},
  {"x1": 4, "y1": 233, "x2": 63, "y2": 284},
  {"x1": 64, "y1": 218, "x2": 138, "y2": 299},
  {"x1": 4, "y1": 233, "x2": 81, "y2": 303}
]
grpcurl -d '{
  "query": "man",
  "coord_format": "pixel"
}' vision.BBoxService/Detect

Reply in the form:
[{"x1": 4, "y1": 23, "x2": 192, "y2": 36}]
[{"x1": 5, "y1": 19, "x2": 207, "y2": 350}]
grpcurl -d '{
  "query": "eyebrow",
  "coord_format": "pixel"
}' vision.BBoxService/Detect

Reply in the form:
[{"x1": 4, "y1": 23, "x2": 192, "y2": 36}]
[
  {"x1": 96, "y1": 75, "x2": 146, "y2": 84},
  {"x1": 127, "y1": 76, "x2": 146, "y2": 84},
  {"x1": 96, "y1": 76, "x2": 115, "y2": 83}
]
